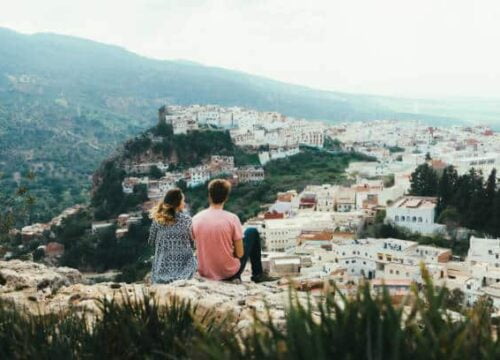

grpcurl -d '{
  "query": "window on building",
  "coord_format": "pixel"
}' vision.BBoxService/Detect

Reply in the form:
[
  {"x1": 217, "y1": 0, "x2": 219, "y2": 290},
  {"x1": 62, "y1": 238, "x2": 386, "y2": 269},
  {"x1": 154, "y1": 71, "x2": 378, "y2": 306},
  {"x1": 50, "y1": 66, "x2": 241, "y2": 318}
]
[{"x1": 395, "y1": 216, "x2": 399, "y2": 222}]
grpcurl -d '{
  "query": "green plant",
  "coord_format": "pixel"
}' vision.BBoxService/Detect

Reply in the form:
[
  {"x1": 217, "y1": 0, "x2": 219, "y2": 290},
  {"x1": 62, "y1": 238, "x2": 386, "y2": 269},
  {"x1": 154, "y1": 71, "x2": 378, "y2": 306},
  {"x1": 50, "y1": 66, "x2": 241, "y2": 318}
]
[{"x1": 1, "y1": 276, "x2": 499, "y2": 359}]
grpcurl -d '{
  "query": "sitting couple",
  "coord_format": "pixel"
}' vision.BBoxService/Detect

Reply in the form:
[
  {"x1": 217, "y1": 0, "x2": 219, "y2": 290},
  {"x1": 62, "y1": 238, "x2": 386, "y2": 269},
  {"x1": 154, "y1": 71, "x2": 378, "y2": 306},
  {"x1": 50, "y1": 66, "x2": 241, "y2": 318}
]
[{"x1": 148, "y1": 179, "x2": 277, "y2": 284}]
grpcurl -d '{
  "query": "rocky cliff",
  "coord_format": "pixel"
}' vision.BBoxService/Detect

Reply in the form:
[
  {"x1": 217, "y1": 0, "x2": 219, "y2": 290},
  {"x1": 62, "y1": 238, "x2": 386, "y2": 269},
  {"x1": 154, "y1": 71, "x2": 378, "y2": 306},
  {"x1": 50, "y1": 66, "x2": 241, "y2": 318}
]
[{"x1": 0, "y1": 260, "x2": 305, "y2": 328}]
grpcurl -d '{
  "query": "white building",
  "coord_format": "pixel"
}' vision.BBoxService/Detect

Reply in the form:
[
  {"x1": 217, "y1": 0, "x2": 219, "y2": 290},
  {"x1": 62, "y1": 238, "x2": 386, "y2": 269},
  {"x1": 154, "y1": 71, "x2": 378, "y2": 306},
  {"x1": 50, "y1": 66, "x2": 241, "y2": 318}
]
[
  {"x1": 263, "y1": 212, "x2": 335, "y2": 252},
  {"x1": 386, "y1": 196, "x2": 445, "y2": 235},
  {"x1": 335, "y1": 188, "x2": 356, "y2": 212},
  {"x1": 236, "y1": 166, "x2": 265, "y2": 183},
  {"x1": 467, "y1": 236, "x2": 500, "y2": 267},
  {"x1": 186, "y1": 166, "x2": 211, "y2": 188}
]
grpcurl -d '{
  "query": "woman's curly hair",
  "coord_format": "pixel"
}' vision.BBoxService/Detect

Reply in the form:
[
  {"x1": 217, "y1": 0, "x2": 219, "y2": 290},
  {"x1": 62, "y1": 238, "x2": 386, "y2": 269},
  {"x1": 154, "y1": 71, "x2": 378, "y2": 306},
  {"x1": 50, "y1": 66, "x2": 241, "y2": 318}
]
[{"x1": 150, "y1": 188, "x2": 184, "y2": 225}]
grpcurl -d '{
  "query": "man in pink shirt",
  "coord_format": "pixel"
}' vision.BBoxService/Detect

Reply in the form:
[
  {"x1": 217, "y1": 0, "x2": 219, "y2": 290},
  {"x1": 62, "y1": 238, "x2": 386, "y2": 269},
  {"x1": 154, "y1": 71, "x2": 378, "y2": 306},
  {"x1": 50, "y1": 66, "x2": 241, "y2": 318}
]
[{"x1": 192, "y1": 179, "x2": 277, "y2": 283}]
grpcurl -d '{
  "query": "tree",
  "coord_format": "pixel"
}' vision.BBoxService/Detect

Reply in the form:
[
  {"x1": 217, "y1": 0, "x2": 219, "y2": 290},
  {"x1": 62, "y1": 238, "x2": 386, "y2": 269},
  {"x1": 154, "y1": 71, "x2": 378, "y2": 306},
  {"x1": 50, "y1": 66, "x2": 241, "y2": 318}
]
[
  {"x1": 0, "y1": 173, "x2": 35, "y2": 242},
  {"x1": 466, "y1": 169, "x2": 486, "y2": 230},
  {"x1": 374, "y1": 210, "x2": 386, "y2": 224},
  {"x1": 485, "y1": 169, "x2": 497, "y2": 216},
  {"x1": 154, "y1": 122, "x2": 173, "y2": 137},
  {"x1": 91, "y1": 161, "x2": 126, "y2": 220},
  {"x1": 409, "y1": 163, "x2": 438, "y2": 196},
  {"x1": 149, "y1": 165, "x2": 163, "y2": 179},
  {"x1": 437, "y1": 207, "x2": 460, "y2": 231},
  {"x1": 425, "y1": 152, "x2": 432, "y2": 161},
  {"x1": 177, "y1": 179, "x2": 187, "y2": 192},
  {"x1": 489, "y1": 188, "x2": 500, "y2": 237},
  {"x1": 444, "y1": 288, "x2": 465, "y2": 312},
  {"x1": 436, "y1": 166, "x2": 458, "y2": 215}
]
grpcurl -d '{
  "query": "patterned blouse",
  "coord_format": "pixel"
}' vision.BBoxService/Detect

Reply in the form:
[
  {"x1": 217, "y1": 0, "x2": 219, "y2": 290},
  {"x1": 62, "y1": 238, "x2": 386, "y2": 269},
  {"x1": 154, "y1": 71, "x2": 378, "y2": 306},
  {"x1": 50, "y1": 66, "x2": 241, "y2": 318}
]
[{"x1": 148, "y1": 212, "x2": 197, "y2": 284}]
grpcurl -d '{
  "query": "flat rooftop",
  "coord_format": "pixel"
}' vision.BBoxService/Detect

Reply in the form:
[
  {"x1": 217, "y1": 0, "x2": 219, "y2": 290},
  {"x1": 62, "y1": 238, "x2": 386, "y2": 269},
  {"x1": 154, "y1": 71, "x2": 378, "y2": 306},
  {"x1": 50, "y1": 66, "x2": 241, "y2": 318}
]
[{"x1": 392, "y1": 196, "x2": 437, "y2": 209}]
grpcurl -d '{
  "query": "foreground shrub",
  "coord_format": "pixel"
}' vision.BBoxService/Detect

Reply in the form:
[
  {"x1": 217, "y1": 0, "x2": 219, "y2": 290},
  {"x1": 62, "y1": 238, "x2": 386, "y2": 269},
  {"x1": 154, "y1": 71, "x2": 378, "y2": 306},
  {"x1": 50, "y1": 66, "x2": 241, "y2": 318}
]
[{"x1": 1, "y1": 277, "x2": 500, "y2": 359}]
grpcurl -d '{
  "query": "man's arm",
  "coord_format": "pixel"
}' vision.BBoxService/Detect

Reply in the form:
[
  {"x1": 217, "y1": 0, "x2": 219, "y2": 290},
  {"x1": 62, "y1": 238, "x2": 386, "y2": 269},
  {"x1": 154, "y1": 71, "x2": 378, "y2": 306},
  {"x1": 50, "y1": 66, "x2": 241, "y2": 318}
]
[
  {"x1": 232, "y1": 214, "x2": 244, "y2": 258},
  {"x1": 234, "y1": 238, "x2": 244, "y2": 258}
]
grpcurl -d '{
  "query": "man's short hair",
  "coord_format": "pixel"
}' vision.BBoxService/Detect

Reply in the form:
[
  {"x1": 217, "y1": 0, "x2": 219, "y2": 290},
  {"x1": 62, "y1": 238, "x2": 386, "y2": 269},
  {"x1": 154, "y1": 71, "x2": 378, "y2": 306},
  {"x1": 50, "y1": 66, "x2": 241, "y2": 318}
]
[{"x1": 208, "y1": 179, "x2": 231, "y2": 204}]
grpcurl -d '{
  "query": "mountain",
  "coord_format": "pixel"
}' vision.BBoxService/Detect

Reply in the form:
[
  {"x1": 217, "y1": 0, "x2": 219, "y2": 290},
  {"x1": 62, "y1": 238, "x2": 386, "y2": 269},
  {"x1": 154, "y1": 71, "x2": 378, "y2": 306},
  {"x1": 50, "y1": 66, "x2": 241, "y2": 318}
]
[{"x1": 0, "y1": 27, "x2": 492, "y2": 223}]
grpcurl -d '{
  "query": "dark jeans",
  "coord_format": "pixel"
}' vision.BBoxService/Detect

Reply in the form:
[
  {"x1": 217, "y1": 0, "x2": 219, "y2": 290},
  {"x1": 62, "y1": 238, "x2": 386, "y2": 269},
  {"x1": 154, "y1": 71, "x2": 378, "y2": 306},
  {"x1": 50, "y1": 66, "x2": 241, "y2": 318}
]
[{"x1": 224, "y1": 227, "x2": 263, "y2": 281}]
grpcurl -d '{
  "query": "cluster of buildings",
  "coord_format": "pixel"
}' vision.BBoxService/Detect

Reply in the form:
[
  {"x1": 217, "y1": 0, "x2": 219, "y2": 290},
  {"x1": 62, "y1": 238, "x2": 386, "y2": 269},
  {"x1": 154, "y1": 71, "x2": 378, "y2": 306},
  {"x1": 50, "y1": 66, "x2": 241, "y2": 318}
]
[
  {"x1": 18, "y1": 205, "x2": 85, "y2": 242},
  {"x1": 122, "y1": 155, "x2": 265, "y2": 201},
  {"x1": 244, "y1": 179, "x2": 383, "y2": 252},
  {"x1": 333, "y1": 120, "x2": 500, "y2": 180},
  {"x1": 277, "y1": 235, "x2": 500, "y2": 308},
  {"x1": 91, "y1": 212, "x2": 143, "y2": 240},
  {"x1": 1, "y1": 205, "x2": 85, "y2": 260},
  {"x1": 249, "y1": 184, "x2": 500, "y2": 308},
  {"x1": 243, "y1": 174, "x2": 448, "y2": 255},
  {"x1": 159, "y1": 105, "x2": 326, "y2": 165}
]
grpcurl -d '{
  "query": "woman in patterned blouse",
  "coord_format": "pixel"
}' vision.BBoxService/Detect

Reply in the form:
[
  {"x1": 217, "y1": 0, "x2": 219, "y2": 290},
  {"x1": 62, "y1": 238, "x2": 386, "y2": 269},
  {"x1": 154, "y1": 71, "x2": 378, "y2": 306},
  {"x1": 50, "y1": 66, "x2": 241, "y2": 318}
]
[{"x1": 148, "y1": 188, "x2": 197, "y2": 284}]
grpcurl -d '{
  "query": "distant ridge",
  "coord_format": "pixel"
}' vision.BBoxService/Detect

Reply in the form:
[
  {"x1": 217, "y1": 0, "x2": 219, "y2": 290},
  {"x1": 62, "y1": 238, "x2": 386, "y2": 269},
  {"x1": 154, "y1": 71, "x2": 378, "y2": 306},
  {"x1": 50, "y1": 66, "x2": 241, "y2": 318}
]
[{"x1": 0, "y1": 26, "x2": 465, "y2": 123}]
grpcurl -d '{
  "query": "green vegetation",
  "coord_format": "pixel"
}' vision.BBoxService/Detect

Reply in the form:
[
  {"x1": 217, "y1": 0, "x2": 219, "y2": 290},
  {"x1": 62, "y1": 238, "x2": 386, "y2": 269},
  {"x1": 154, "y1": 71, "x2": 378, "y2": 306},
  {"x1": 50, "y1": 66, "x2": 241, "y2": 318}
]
[
  {"x1": 388, "y1": 145, "x2": 405, "y2": 153},
  {"x1": 323, "y1": 136, "x2": 343, "y2": 151},
  {"x1": 1, "y1": 275, "x2": 499, "y2": 359},
  {"x1": 0, "y1": 172, "x2": 35, "y2": 240},
  {"x1": 0, "y1": 91, "x2": 142, "y2": 224},
  {"x1": 409, "y1": 164, "x2": 500, "y2": 236},
  {"x1": 91, "y1": 128, "x2": 259, "y2": 220},
  {"x1": 38, "y1": 209, "x2": 152, "y2": 280},
  {"x1": 184, "y1": 149, "x2": 374, "y2": 221},
  {"x1": 91, "y1": 160, "x2": 148, "y2": 220}
]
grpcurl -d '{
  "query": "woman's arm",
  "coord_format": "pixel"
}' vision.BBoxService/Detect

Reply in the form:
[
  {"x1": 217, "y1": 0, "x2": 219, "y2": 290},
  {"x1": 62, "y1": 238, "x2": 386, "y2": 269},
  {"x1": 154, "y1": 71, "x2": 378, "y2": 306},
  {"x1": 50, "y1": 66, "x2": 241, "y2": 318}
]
[
  {"x1": 147, "y1": 222, "x2": 158, "y2": 246},
  {"x1": 189, "y1": 222, "x2": 196, "y2": 250},
  {"x1": 187, "y1": 217, "x2": 196, "y2": 251}
]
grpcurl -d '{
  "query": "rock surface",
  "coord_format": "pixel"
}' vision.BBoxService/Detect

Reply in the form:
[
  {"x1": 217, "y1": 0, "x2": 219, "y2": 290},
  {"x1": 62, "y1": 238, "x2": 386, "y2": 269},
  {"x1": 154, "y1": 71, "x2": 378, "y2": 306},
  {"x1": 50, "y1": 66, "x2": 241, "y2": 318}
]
[{"x1": 0, "y1": 260, "x2": 307, "y2": 328}]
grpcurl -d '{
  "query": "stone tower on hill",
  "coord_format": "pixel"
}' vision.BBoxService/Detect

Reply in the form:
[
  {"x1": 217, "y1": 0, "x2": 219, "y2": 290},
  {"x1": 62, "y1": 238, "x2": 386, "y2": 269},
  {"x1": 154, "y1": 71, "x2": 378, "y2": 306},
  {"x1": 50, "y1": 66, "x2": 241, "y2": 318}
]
[{"x1": 158, "y1": 106, "x2": 167, "y2": 125}]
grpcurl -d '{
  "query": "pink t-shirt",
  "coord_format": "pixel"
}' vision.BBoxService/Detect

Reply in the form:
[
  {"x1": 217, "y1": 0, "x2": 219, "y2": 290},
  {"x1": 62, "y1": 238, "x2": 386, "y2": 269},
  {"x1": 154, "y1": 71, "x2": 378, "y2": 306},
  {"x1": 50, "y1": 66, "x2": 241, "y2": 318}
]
[{"x1": 192, "y1": 208, "x2": 243, "y2": 280}]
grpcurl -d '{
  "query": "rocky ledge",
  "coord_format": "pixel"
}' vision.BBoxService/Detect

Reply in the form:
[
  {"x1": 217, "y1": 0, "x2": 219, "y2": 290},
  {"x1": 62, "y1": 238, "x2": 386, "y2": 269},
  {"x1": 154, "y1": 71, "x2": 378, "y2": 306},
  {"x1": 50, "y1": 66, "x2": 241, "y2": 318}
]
[{"x1": 0, "y1": 260, "x2": 308, "y2": 328}]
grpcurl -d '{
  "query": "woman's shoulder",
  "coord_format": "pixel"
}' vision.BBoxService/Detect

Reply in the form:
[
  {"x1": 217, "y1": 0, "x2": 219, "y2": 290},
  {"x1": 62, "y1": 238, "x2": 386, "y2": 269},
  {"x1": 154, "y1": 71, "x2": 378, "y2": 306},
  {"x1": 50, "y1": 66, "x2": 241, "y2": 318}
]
[{"x1": 177, "y1": 211, "x2": 192, "y2": 223}]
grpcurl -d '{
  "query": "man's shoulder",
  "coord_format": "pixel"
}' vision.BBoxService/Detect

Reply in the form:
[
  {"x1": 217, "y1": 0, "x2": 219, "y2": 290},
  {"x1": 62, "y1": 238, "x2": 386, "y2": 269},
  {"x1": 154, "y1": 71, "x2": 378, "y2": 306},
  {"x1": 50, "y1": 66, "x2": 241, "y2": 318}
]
[
  {"x1": 192, "y1": 209, "x2": 209, "y2": 221},
  {"x1": 222, "y1": 210, "x2": 241, "y2": 223}
]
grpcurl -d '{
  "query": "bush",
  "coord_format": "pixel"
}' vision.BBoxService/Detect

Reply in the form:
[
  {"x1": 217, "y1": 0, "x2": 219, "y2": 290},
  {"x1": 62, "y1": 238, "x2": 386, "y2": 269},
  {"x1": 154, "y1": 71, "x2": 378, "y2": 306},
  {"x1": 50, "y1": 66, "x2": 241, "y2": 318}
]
[{"x1": 1, "y1": 275, "x2": 499, "y2": 359}]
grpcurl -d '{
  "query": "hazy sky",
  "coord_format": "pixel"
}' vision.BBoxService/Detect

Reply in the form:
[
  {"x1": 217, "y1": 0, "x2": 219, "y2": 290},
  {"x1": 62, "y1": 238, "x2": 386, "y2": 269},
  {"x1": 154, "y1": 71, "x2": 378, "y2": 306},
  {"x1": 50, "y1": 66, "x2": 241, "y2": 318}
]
[{"x1": 1, "y1": 0, "x2": 500, "y2": 98}]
